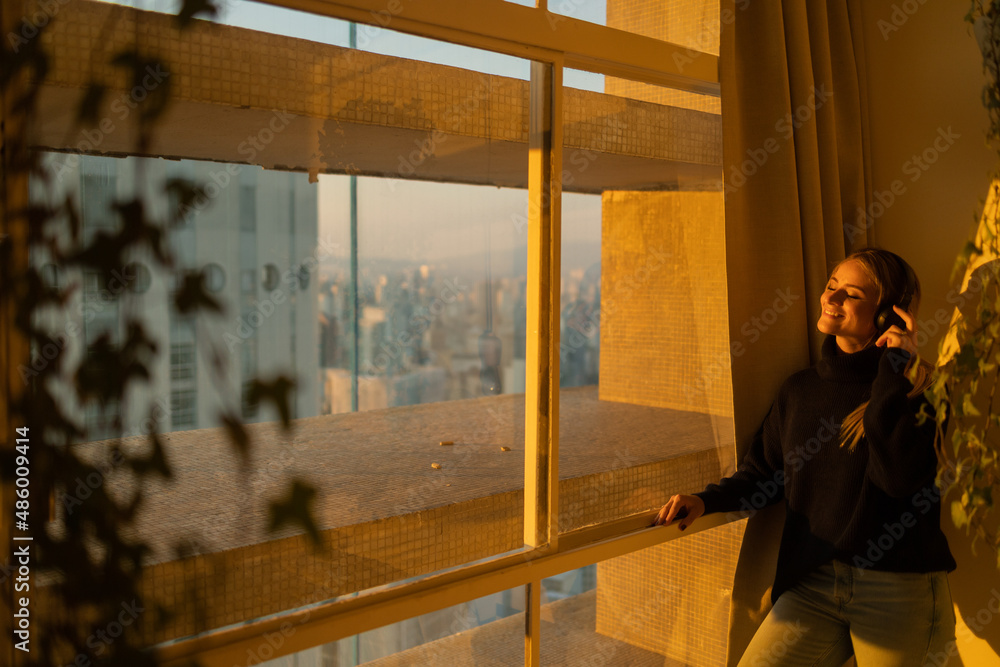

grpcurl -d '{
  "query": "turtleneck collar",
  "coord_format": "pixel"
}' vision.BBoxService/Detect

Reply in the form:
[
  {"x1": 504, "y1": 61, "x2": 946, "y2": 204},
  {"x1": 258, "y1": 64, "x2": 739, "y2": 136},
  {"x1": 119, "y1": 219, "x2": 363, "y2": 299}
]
[{"x1": 816, "y1": 334, "x2": 884, "y2": 383}]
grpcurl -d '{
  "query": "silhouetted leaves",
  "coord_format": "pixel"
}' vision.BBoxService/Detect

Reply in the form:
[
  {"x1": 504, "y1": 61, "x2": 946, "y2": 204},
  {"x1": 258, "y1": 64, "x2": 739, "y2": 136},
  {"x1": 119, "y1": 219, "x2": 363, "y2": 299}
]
[
  {"x1": 268, "y1": 479, "x2": 322, "y2": 547},
  {"x1": 110, "y1": 51, "x2": 172, "y2": 124},
  {"x1": 75, "y1": 323, "x2": 158, "y2": 406},
  {"x1": 176, "y1": 0, "x2": 219, "y2": 28},
  {"x1": 219, "y1": 410, "x2": 250, "y2": 460},
  {"x1": 77, "y1": 82, "x2": 108, "y2": 126},
  {"x1": 174, "y1": 269, "x2": 224, "y2": 315},
  {"x1": 164, "y1": 177, "x2": 206, "y2": 228},
  {"x1": 128, "y1": 433, "x2": 173, "y2": 480},
  {"x1": 246, "y1": 376, "x2": 297, "y2": 429}
]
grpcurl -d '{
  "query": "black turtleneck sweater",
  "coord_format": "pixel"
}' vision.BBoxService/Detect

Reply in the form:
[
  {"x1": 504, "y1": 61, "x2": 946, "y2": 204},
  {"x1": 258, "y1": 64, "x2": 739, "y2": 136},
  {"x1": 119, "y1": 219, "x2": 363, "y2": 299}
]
[{"x1": 696, "y1": 334, "x2": 955, "y2": 602}]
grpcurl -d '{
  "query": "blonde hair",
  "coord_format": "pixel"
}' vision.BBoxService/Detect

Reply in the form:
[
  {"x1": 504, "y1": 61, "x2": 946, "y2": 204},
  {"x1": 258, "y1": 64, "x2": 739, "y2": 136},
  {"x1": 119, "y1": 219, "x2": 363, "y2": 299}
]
[{"x1": 834, "y1": 248, "x2": 935, "y2": 451}]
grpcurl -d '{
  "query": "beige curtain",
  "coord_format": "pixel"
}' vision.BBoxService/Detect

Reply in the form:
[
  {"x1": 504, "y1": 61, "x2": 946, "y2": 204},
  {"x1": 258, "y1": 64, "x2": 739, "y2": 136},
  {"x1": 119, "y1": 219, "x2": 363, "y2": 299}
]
[{"x1": 720, "y1": 0, "x2": 871, "y2": 663}]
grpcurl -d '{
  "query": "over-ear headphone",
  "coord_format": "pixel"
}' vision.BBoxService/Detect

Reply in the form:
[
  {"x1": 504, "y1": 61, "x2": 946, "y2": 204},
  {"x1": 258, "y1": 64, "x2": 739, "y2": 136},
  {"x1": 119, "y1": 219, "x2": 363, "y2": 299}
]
[{"x1": 874, "y1": 254, "x2": 918, "y2": 334}]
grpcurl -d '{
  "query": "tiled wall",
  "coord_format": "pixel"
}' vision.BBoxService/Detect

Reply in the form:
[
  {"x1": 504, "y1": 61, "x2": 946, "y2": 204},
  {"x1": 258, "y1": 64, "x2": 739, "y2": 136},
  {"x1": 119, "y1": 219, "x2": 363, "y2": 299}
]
[
  {"x1": 42, "y1": 1, "x2": 721, "y2": 165},
  {"x1": 597, "y1": 520, "x2": 747, "y2": 666},
  {"x1": 598, "y1": 190, "x2": 731, "y2": 418},
  {"x1": 605, "y1": 0, "x2": 722, "y2": 114}
]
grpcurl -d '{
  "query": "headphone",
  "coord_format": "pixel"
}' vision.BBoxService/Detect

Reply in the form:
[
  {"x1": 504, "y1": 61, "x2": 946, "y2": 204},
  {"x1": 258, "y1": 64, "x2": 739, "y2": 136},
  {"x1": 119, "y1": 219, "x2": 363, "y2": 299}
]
[{"x1": 874, "y1": 254, "x2": 918, "y2": 334}]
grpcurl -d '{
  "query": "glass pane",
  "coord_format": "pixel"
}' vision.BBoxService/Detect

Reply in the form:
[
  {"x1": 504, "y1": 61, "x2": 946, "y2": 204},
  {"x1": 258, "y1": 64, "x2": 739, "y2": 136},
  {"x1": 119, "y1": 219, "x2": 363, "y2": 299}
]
[
  {"x1": 550, "y1": 0, "x2": 720, "y2": 59},
  {"x1": 538, "y1": 564, "x2": 680, "y2": 665},
  {"x1": 573, "y1": 522, "x2": 745, "y2": 666},
  {"x1": 28, "y1": 3, "x2": 533, "y2": 655},
  {"x1": 557, "y1": 67, "x2": 726, "y2": 533},
  {"x1": 549, "y1": 0, "x2": 607, "y2": 26},
  {"x1": 96, "y1": 0, "x2": 529, "y2": 79},
  {"x1": 279, "y1": 587, "x2": 526, "y2": 666}
]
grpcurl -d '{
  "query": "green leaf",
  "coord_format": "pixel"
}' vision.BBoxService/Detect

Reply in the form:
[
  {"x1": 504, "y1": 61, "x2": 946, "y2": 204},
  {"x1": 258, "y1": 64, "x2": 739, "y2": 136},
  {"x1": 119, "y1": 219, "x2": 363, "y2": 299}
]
[
  {"x1": 963, "y1": 393, "x2": 983, "y2": 417},
  {"x1": 952, "y1": 500, "x2": 969, "y2": 529},
  {"x1": 957, "y1": 342, "x2": 979, "y2": 372}
]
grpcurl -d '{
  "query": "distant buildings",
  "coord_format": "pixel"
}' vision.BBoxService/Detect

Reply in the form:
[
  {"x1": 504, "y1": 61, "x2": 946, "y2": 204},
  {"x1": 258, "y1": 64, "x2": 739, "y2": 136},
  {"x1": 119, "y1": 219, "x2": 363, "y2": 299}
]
[{"x1": 31, "y1": 153, "x2": 319, "y2": 441}]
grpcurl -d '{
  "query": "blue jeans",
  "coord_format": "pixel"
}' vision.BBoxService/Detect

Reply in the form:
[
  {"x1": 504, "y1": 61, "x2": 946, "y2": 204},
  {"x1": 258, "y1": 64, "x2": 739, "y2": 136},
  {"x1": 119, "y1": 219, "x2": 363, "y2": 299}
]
[{"x1": 737, "y1": 561, "x2": 956, "y2": 667}]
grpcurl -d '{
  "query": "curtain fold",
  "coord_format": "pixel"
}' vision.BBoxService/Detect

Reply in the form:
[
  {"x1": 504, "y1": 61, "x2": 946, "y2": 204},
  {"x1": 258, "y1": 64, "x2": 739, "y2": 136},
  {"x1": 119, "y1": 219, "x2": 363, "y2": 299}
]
[{"x1": 721, "y1": 0, "x2": 871, "y2": 663}]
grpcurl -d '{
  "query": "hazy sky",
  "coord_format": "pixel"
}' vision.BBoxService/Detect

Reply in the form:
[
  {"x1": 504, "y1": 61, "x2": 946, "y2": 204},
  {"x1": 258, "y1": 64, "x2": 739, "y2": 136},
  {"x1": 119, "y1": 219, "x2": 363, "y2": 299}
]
[{"x1": 318, "y1": 177, "x2": 602, "y2": 264}]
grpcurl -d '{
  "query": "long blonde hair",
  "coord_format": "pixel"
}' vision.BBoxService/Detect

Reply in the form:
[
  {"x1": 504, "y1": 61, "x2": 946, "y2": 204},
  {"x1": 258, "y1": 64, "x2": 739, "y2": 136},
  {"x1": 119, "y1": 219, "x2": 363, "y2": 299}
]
[{"x1": 835, "y1": 248, "x2": 935, "y2": 451}]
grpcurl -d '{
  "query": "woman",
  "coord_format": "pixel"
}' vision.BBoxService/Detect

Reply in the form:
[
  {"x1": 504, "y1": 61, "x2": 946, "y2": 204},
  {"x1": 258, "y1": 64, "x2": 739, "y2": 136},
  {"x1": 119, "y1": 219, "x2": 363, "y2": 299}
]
[{"x1": 654, "y1": 248, "x2": 957, "y2": 666}]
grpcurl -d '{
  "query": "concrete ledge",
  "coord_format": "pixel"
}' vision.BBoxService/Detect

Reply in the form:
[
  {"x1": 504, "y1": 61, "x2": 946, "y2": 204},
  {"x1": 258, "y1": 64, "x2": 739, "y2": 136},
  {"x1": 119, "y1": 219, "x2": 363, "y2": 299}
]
[
  {"x1": 31, "y1": 1, "x2": 721, "y2": 192},
  {"x1": 54, "y1": 386, "x2": 733, "y2": 643}
]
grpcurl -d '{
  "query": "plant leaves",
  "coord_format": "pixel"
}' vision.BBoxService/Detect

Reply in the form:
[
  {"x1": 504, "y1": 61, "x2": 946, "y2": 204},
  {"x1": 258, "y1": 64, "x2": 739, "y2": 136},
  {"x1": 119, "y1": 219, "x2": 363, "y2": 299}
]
[
  {"x1": 268, "y1": 479, "x2": 321, "y2": 546},
  {"x1": 76, "y1": 82, "x2": 107, "y2": 126},
  {"x1": 174, "y1": 269, "x2": 224, "y2": 315},
  {"x1": 247, "y1": 376, "x2": 297, "y2": 430},
  {"x1": 176, "y1": 0, "x2": 219, "y2": 28},
  {"x1": 952, "y1": 500, "x2": 969, "y2": 529},
  {"x1": 219, "y1": 410, "x2": 250, "y2": 460}
]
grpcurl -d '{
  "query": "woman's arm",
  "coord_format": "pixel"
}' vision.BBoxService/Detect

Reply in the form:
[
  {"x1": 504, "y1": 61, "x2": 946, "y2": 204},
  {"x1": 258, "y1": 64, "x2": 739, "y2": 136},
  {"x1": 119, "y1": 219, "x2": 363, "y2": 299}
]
[
  {"x1": 863, "y1": 347, "x2": 937, "y2": 498},
  {"x1": 653, "y1": 396, "x2": 786, "y2": 527},
  {"x1": 864, "y1": 305, "x2": 938, "y2": 498}
]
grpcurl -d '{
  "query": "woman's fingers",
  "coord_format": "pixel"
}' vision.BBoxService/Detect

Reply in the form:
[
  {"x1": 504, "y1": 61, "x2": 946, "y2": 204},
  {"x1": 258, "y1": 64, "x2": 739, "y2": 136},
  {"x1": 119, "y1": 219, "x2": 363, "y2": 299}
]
[
  {"x1": 652, "y1": 494, "x2": 704, "y2": 528},
  {"x1": 893, "y1": 304, "x2": 916, "y2": 332}
]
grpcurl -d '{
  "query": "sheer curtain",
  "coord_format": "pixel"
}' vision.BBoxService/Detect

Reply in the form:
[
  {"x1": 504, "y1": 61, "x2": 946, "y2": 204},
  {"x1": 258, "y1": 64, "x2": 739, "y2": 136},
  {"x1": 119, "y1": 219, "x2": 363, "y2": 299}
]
[{"x1": 720, "y1": 0, "x2": 870, "y2": 663}]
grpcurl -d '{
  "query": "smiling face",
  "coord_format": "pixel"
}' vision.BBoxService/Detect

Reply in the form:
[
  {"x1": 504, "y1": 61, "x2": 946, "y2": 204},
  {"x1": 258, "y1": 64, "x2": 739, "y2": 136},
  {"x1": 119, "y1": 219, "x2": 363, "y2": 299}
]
[{"x1": 817, "y1": 259, "x2": 879, "y2": 354}]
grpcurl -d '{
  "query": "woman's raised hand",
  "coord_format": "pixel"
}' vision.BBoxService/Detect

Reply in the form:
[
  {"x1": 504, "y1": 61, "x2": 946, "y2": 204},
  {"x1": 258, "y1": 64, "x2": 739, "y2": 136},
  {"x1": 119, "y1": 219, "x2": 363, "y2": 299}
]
[
  {"x1": 652, "y1": 494, "x2": 705, "y2": 530},
  {"x1": 875, "y1": 304, "x2": 918, "y2": 355}
]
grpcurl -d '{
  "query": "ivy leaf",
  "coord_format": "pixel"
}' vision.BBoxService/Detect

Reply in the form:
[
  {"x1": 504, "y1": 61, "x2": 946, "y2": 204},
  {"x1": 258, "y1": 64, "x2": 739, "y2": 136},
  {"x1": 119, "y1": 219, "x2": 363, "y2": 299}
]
[
  {"x1": 76, "y1": 83, "x2": 107, "y2": 126},
  {"x1": 268, "y1": 479, "x2": 321, "y2": 547},
  {"x1": 176, "y1": 0, "x2": 219, "y2": 27},
  {"x1": 963, "y1": 393, "x2": 982, "y2": 417},
  {"x1": 247, "y1": 376, "x2": 296, "y2": 430},
  {"x1": 218, "y1": 410, "x2": 249, "y2": 460},
  {"x1": 164, "y1": 178, "x2": 205, "y2": 227},
  {"x1": 916, "y1": 402, "x2": 932, "y2": 426},
  {"x1": 174, "y1": 269, "x2": 224, "y2": 315},
  {"x1": 957, "y1": 342, "x2": 978, "y2": 372},
  {"x1": 952, "y1": 500, "x2": 969, "y2": 529},
  {"x1": 128, "y1": 432, "x2": 173, "y2": 480}
]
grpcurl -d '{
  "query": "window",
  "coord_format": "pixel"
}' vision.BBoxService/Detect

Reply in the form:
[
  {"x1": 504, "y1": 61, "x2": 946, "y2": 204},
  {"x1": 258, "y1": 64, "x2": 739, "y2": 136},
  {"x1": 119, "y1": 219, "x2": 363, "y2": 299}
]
[
  {"x1": 171, "y1": 388, "x2": 197, "y2": 430},
  {"x1": 170, "y1": 343, "x2": 195, "y2": 382},
  {"x1": 22, "y1": 0, "x2": 725, "y2": 664}
]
